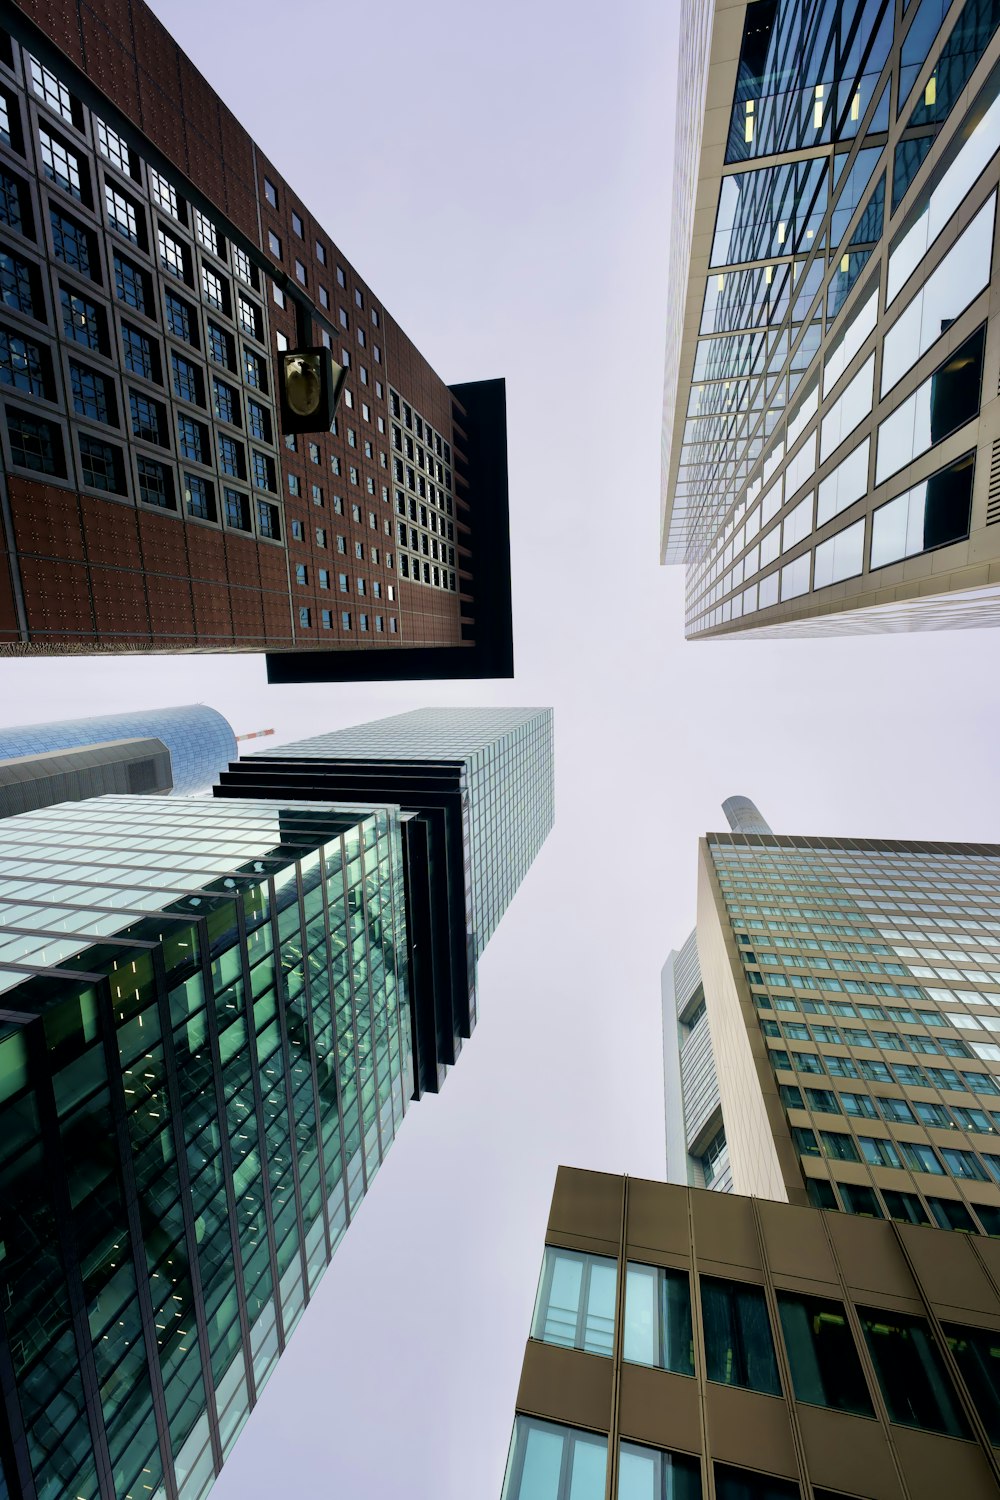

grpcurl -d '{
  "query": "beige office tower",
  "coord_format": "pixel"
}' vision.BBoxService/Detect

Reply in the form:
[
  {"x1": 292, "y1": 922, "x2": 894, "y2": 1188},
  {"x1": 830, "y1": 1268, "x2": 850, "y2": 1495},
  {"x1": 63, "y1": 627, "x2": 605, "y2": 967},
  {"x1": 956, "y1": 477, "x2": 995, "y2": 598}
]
[{"x1": 662, "y1": 0, "x2": 1000, "y2": 636}]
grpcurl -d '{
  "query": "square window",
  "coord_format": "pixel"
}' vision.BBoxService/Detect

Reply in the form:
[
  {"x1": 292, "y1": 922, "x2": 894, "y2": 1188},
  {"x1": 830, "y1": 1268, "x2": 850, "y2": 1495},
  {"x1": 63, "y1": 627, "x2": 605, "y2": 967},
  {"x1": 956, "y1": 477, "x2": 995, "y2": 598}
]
[
  {"x1": 0, "y1": 334, "x2": 47, "y2": 396},
  {"x1": 70, "y1": 361, "x2": 113, "y2": 423},
  {"x1": 79, "y1": 434, "x2": 125, "y2": 493},
  {"x1": 172, "y1": 352, "x2": 203, "y2": 406},
  {"x1": 52, "y1": 208, "x2": 94, "y2": 278},
  {"x1": 7, "y1": 407, "x2": 64, "y2": 474},
  {"x1": 121, "y1": 323, "x2": 156, "y2": 380},
  {"x1": 129, "y1": 391, "x2": 165, "y2": 445},
  {"x1": 61, "y1": 288, "x2": 105, "y2": 352}
]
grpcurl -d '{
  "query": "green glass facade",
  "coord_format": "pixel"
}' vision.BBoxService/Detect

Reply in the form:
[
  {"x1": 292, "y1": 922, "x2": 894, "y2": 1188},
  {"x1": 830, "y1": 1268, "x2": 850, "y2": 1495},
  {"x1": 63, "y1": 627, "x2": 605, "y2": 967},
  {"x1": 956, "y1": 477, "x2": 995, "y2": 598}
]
[{"x1": 0, "y1": 795, "x2": 411, "y2": 1500}]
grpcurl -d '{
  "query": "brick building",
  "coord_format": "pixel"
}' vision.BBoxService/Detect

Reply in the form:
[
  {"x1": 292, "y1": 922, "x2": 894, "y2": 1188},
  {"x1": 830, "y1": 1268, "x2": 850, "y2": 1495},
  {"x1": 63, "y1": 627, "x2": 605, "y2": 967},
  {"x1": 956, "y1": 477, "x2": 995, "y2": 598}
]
[{"x1": 0, "y1": 0, "x2": 512, "y2": 681}]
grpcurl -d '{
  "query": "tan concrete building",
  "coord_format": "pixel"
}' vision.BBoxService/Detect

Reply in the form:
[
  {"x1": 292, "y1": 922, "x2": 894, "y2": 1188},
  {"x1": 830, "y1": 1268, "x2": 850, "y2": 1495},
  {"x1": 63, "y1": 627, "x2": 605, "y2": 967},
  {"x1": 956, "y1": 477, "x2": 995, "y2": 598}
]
[
  {"x1": 503, "y1": 1166, "x2": 1000, "y2": 1499},
  {"x1": 662, "y1": 0, "x2": 1000, "y2": 637}
]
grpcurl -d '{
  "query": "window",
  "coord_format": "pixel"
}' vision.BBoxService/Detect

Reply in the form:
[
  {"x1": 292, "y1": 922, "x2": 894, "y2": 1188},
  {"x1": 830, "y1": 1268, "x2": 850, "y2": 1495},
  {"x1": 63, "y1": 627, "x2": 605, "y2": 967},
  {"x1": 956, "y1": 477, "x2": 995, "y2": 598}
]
[
  {"x1": 252, "y1": 450, "x2": 275, "y2": 491},
  {"x1": 148, "y1": 169, "x2": 178, "y2": 218},
  {"x1": 106, "y1": 184, "x2": 139, "y2": 242},
  {"x1": 1, "y1": 253, "x2": 38, "y2": 317},
  {"x1": 29, "y1": 56, "x2": 74, "y2": 123},
  {"x1": 184, "y1": 473, "x2": 214, "y2": 521},
  {"x1": 256, "y1": 499, "x2": 279, "y2": 539},
  {"x1": 928, "y1": 1197, "x2": 979, "y2": 1232},
  {"x1": 291, "y1": 520, "x2": 303, "y2": 540},
  {"x1": 268, "y1": 229, "x2": 281, "y2": 258},
  {"x1": 129, "y1": 392, "x2": 165, "y2": 445},
  {"x1": 121, "y1": 323, "x2": 156, "y2": 379},
  {"x1": 165, "y1": 291, "x2": 196, "y2": 345},
  {"x1": 70, "y1": 362, "x2": 113, "y2": 423},
  {"x1": 319, "y1": 285, "x2": 329, "y2": 309},
  {"x1": 881, "y1": 1190, "x2": 930, "y2": 1226},
  {"x1": 243, "y1": 348, "x2": 265, "y2": 391},
  {"x1": 238, "y1": 295, "x2": 260, "y2": 339},
  {"x1": 207, "y1": 323, "x2": 233, "y2": 368},
  {"x1": 158, "y1": 226, "x2": 186, "y2": 280},
  {"x1": 701, "y1": 1278, "x2": 780, "y2": 1395},
  {"x1": 531, "y1": 1247, "x2": 616, "y2": 1357},
  {"x1": 273, "y1": 283, "x2": 285, "y2": 310},
  {"x1": 201, "y1": 265, "x2": 225, "y2": 310},
  {"x1": 0, "y1": 329, "x2": 45, "y2": 400},
  {"x1": 714, "y1": 1467, "x2": 799, "y2": 1500},
  {"x1": 315, "y1": 528, "x2": 326, "y2": 547},
  {"x1": 941, "y1": 1148, "x2": 989, "y2": 1181},
  {"x1": 776, "y1": 1292, "x2": 875, "y2": 1418},
  {"x1": 359, "y1": 612, "x2": 368, "y2": 631},
  {"x1": 298, "y1": 606, "x2": 311, "y2": 627},
  {"x1": 137, "y1": 456, "x2": 173, "y2": 509},
  {"x1": 40, "y1": 128, "x2": 83, "y2": 199},
  {"x1": 213, "y1": 377, "x2": 238, "y2": 424},
  {"x1": 264, "y1": 177, "x2": 277, "y2": 208},
  {"x1": 337, "y1": 265, "x2": 346, "y2": 287},
  {"x1": 288, "y1": 474, "x2": 300, "y2": 497},
  {"x1": 6, "y1": 408, "x2": 64, "y2": 474},
  {"x1": 871, "y1": 453, "x2": 976, "y2": 571},
  {"x1": 177, "y1": 414, "x2": 205, "y2": 463},
  {"x1": 79, "y1": 435, "x2": 124, "y2": 492},
  {"x1": 172, "y1": 353, "x2": 203, "y2": 406},
  {"x1": 501, "y1": 1417, "x2": 607, "y2": 1500},
  {"x1": 858, "y1": 1136, "x2": 900, "y2": 1168},
  {"x1": 945, "y1": 1323, "x2": 1000, "y2": 1444},
  {"x1": 875, "y1": 324, "x2": 986, "y2": 485},
  {"x1": 193, "y1": 208, "x2": 218, "y2": 255},
  {"x1": 217, "y1": 433, "x2": 244, "y2": 478},
  {"x1": 295, "y1": 258, "x2": 306, "y2": 285},
  {"x1": 233, "y1": 246, "x2": 254, "y2": 286},
  {"x1": 224, "y1": 488, "x2": 250, "y2": 530},
  {"x1": 295, "y1": 563, "x2": 308, "y2": 586},
  {"x1": 51, "y1": 209, "x2": 94, "y2": 277},
  {"x1": 341, "y1": 610, "x2": 351, "y2": 629},
  {"x1": 321, "y1": 609, "x2": 332, "y2": 628},
  {"x1": 291, "y1": 210, "x2": 303, "y2": 238},
  {"x1": 312, "y1": 485, "x2": 323, "y2": 506},
  {"x1": 247, "y1": 400, "x2": 270, "y2": 443},
  {"x1": 898, "y1": 1141, "x2": 944, "y2": 1174},
  {"x1": 858, "y1": 1308, "x2": 969, "y2": 1436},
  {"x1": 618, "y1": 1444, "x2": 702, "y2": 1500},
  {"x1": 318, "y1": 569, "x2": 329, "y2": 590}
]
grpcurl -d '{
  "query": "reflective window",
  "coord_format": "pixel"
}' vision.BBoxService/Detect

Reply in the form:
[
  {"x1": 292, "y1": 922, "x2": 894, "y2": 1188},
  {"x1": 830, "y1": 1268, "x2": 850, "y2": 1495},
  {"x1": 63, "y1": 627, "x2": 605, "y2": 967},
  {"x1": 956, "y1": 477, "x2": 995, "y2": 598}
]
[
  {"x1": 823, "y1": 280, "x2": 879, "y2": 395},
  {"x1": 816, "y1": 438, "x2": 869, "y2": 527},
  {"x1": 530, "y1": 1248, "x2": 617, "y2": 1356},
  {"x1": 501, "y1": 1417, "x2": 607, "y2": 1500},
  {"x1": 701, "y1": 1277, "x2": 781, "y2": 1395},
  {"x1": 882, "y1": 1190, "x2": 930, "y2": 1225},
  {"x1": 619, "y1": 1443, "x2": 702, "y2": 1500},
  {"x1": 813, "y1": 517, "x2": 864, "y2": 589},
  {"x1": 945, "y1": 1322, "x2": 1000, "y2": 1443},
  {"x1": 870, "y1": 453, "x2": 975, "y2": 569},
  {"x1": 778, "y1": 1292, "x2": 874, "y2": 1416},
  {"x1": 820, "y1": 353, "x2": 874, "y2": 462},
  {"x1": 881, "y1": 193, "x2": 996, "y2": 395},
  {"x1": 889, "y1": 87, "x2": 1000, "y2": 302},
  {"x1": 780, "y1": 553, "x2": 809, "y2": 601},
  {"x1": 858, "y1": 1307, "x2": 970, "y2": 1436},
  {"x1": 623, "y1": 1263, "x2": 694, "y2": 1375},
  {"x1": 874, "y1": 325, "x2": 985, "y2": 485}
]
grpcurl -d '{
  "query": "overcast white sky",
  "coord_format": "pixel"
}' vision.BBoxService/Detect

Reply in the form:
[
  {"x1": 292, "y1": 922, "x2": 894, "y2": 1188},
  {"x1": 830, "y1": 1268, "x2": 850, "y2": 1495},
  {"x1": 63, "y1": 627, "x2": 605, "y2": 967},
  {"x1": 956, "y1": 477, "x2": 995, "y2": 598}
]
[{"x1": 5, "y1": 1, "x2": 1000, "y2": 1494}]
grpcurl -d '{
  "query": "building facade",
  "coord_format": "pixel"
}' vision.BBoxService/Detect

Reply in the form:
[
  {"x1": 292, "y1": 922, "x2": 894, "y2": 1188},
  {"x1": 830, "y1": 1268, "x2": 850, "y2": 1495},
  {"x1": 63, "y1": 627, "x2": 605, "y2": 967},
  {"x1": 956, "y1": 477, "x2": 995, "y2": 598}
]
[
  {"x1": 0, "y1": 2, "x2": 512, "y2": 681},
  {"x1": 0, "y1": 793, "x2": 413, "y2": 1500},
  {"x1": 214, "y1": 707, "x2": 555, "y2": 1095},
  {"x1": 699, "y1": 819, "x2": 1000, "y2": 1235},
  {"x1": 503, "y1": 1165, "x2": 1000, "y2": 1500},
  {"x1": 662, "y1": 0, "x2": 1000, "y2": 638},
  {"x1": 0, "y1": 702, "x2": 236, "y2": 795},
  {"x1": 0, "y1": 734, "x2": 173, "y2": 814},
  {"x1": 663, "y1": 930, "x2": 732, "y2": 1193}
]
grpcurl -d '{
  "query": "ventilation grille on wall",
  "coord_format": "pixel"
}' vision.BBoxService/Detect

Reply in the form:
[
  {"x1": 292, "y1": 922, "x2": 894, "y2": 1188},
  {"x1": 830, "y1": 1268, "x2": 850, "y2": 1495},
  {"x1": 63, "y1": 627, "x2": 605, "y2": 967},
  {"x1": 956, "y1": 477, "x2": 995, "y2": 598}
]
[
  {"x1": 988, "y1": 438, "x2": 1000, "y2": 526},
  {"x1": 127, "y1": 758, "x2": 159, "y2": 793}
]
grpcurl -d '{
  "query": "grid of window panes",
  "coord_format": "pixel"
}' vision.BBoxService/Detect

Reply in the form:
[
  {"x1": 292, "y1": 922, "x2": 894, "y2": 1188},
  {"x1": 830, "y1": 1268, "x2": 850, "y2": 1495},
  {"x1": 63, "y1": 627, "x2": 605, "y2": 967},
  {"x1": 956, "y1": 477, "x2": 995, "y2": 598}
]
[
  {"x1": 710, "y1": 833, "x2": 1000, "y2": 1233},
  {"x1": 0, "y1": 794, "x2": 410, "y2": 1500},
  {"x1": 663, "y1": 0, "x2": 1000, "y2": 637},
  {"x1": 258, "y1": 708, "x2": 555, "y2": 968},
  {"x1": 508, "y1": 1229, "x2": 1000, "y2": 1498},
  {"x1": 388, "y1": 387, "x2": 457, "y2": 591},
  {"x1": 0, "y1": 43, "x2": 282, "y2": 541}
]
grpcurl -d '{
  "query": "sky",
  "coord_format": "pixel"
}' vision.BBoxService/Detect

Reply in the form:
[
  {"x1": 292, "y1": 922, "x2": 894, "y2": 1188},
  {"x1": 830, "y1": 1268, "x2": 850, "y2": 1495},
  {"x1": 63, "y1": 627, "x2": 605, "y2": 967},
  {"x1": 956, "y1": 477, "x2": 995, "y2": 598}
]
[{"x1": 6, "y1": 0, "x2": 1000, "y2": 1494}]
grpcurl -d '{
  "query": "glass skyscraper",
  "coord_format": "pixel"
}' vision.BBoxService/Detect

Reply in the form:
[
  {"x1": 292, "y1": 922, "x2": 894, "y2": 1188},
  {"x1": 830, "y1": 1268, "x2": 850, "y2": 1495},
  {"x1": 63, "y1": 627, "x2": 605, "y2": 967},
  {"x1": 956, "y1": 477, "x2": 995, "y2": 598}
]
[
  {"x1": 217, "y1": 708, "x2": 555, "y2": 1094},
  {"x1": 662, "y1": 0, "x2": 1000, "y2": 636},
  {"x1": 0, "y1": 705, "x2": 237, "y2": 797},
  {"x1": 0, "y1": 707, "x2": 553, "y2": 1500},
  {"x1": 0, "y1": 793, "x2": 412, "y2": 1500}
]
